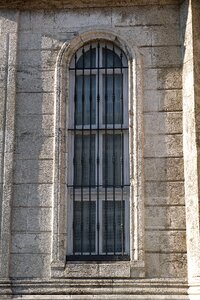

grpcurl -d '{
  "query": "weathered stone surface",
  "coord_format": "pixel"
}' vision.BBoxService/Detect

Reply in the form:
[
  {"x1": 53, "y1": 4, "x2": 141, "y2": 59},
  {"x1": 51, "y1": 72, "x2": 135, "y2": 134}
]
[
  {"x1": 144, "y1": 90, "x2": 182, "y2": 112},
  {"x1": 144, "y1": 112, "x2": 182, "y2": 134},
  {"x1": 141, "y1": 46, "x2": 181, "y2": 68},
  {"x1": 16, "y1": 93, "x2": 54, "y2": 115},
  {"x1": 15, "y1": 115, "x2": 54, "y2": 137},
  {"x1": 12, "y1": 207, "x2": 52, "y2": 232},
  {"x1": 13, "y1": 160, "x2": 53, "y2": 184},
  {"x1": 0, "y1": 0, "x2": 181, "y2": 10},
  {"x1": 144, "y1": 157, "x2": 184, "y2": 181},
  {"x1": 18, "y1": 50, "x2": 58, "y2": 70},
  {"x1": 146, "y1": 253, "x2": 187, "y2": 278},
  {"x1": 0, "y1": 1, "x2": 194, "y2": 298},
  {"x1": 15, "y1": 135, "x2": 53, "y2": 160},
  {"x1": 10, "y1": 254, "x2": 51, "y2": 278},
  {"x1": 13, "y1": 184, "x2": 52, "y2": 207},
  {"x1": 11, "y1": 233, "x2": 51, "y2": 254},
  {"x1": 17, "y1": 69, "x2": 54, "y2": 93},
  {"x1": 145, "y1": 181, "x2": 185, "y2": 205},
  {"x1": 144, "y1": 134, "x2": 183, "y2": 157},
  {"x1": 145, "y1": 206, "x2": 186, "y2": 229},
  {"x1": 144, "y1": 68, "x2": 182, "y2": 91},
  {"x1": 18, "y1": 31, "x2": 73, "y2": 50},
  {"x1": 145, "y1": 230, "x2": 186, "y2": 252}
]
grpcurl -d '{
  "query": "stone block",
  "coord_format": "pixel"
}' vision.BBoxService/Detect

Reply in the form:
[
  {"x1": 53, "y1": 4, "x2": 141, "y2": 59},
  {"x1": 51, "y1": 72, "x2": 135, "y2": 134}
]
[
  {"x1": 18, "y1": 50, "x2": 58, "y2": 70},
  {"x1": 145, "y1": 206, "x2": 186, "y2": 230},
  {"x1": 157, "y1": 68, "x2": 182, "y2": 90},
  {"x1": 152, "y1": 46, "x2": 181, "y2": 67},
  {"x1": 18, "y1": 32, "x2": 42, "y2": 50},
  {"x1": 15, "y1": 135, "x2": 53, "y2": 160},
  {"x1": 11, "y1": 233, "x2": 51, "y2": 254},
  {"x1": 18, "y1": 31, "x2": 73, "y2": 50},
  {"x1": 10, "y1": 253, "x2": 51, "y2": 278},
  {"x1": 53, "y1": 9, "x2": 112, "y2": 31},
  {"x1": 145, "y1": 230, "x2": 186, "y2": 252},
  {"x1": 134, "y1": 5, "x2": 179, "y2": 26},
  {"x1": 15, "y1": 115, "x2": 54, "y2": 137},
  {"x1": 145, "y1": 181, "x2": 185, "y2": 206},
  {"x1": 65, "y1": 262, "x2": 130, "y2": 278},
  {"x1": 17, "y1": 69, "x2": 54, "y2": 93},
  {"x1": 151, "y1": 24, "x2": 180, "y2": 46},
  {"x1": 145, "y1": 157, "x2": 184, "y2": 181},
  {"x1": 112, "y1": 5, "x2": 179, "y2": 26},
  {"x1": 30, "y1": 11, "x2": 55, "y2": 33},
  {"x1": 144, "y1": 134, "x2": 183, "y2": 157},
  {"x1": 13, "y1": 184, "x2": 52, "y2": 207},
  {"x1": 27, "y1": 207, "x2": 52, "y2": 232},
  {"x1": 144, "y1": 112, "x2": 182, "y2": 134},
  {"x1": 160, "y1": 253, "x2": 187, "y2": 277},
  {"x1": 12, "y1": 207, "x2": 52, "y2": 232},
  {"x1": 146, "y1": 253, "x2": 187, "y2": 278},
  {"x1": 116, "y1": 26, "x2": 152, "y2": 47},
  {"x1": 141, "y1": 89, "x2": 182, "y2": 112},
  {"x1": 13, "y1": 160, "x2": 53, "y2": 184},
  {"x1": 16, "y1": 92, "x2": 54, "y2": 115},
  {"x1": 159, "y1": 90, "x2": 182, "y2": 111},
  {"x1": 141, "y1": 46, "x2": 181, "y2": 68}
]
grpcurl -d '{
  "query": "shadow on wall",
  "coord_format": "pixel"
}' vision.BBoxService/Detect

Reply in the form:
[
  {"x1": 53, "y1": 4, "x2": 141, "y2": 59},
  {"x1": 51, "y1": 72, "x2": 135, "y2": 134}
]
[{"x1": 10, "y1": 11, "x2": 63, "y2": 279}]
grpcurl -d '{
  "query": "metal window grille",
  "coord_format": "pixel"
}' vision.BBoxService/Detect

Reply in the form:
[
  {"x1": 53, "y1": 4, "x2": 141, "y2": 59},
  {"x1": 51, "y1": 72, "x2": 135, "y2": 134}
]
[{"x1": 67, "y1": 41, "x2": 130, "y2": 261}]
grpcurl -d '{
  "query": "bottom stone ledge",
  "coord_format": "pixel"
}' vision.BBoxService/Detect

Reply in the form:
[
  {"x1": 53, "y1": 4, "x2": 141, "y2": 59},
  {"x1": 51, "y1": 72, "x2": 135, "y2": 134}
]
[
  {"x1": 11, "y1": 295, "x2": 190, "y2": 300},
  {"x1": 0, "y1": 278, "x2": 188, "y2": 299}
]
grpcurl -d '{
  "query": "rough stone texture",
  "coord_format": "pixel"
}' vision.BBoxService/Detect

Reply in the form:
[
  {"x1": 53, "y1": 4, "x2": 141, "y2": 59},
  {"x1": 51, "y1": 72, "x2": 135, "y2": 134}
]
[
  {"x1": 0, "y1": 0, "x2": 181, "y2": 10},
  {"x1": 0, "y1": 0, "x2": 197, "y2": 298}
]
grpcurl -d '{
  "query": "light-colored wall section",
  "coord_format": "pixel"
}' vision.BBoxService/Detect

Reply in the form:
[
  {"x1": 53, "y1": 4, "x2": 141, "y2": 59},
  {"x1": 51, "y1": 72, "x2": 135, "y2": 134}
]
[
  {"x1": 0, "y1": 11, "x2": 19, "y2": 279},
  {"x1": 11, "y1": 5, "x2": 186, "y2": 279}
]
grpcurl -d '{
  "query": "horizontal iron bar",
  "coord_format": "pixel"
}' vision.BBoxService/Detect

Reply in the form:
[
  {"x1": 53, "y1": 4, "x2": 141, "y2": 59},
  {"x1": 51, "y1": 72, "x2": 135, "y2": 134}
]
[
  {"x1": 68, "y1": 128, "x2": 129, "y2": 131},
  {"x1": 69, "y1": 66, "x2": 128, "y2": 70},
  {"x1": 67, "y1": 184, "x2": 130, "y2": 188},
  {"x1": 66, "y1": 255, "x2": 130, "y2": 261}
]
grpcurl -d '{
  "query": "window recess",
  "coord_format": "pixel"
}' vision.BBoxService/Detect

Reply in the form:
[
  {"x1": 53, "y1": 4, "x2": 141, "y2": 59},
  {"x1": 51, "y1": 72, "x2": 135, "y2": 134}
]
[{"x1": 67, "y1": 41, "x2": 130, "y2": 260}]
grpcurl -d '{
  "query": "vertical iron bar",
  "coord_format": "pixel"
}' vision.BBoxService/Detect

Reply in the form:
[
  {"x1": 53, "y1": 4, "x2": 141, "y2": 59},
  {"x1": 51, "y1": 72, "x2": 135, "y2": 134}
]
[
  {"x1": 89, "y1": 44, "x2": 92, "y2": 254},
  {"x1": 120, "y1": 51, "x2": 125, "y2": 255},
  {"x1": 73, "y1": 52, "x2": 77, "y2": 254},
  {"x1": 97, "y1": 42, "x2": 100, "y2": 255},
  {"x1": 104, "y1": 43, "x2": 108, "y2": 255},
  {"x1": 81, "y1": 47, "x2": 85, "y2": 255},
  {"x1": 112, "y1": 43, "x2": 116, "y2": 255}
]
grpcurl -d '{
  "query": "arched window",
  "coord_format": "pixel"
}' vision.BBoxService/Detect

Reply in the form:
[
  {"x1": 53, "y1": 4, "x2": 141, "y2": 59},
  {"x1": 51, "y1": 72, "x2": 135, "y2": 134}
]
[{"x1": 67, "y1": 41, "x2": 130, "y2": 260}]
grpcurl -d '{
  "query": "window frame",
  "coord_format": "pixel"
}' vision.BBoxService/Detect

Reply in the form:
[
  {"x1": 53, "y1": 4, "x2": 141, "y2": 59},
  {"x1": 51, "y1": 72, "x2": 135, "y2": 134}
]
[{"x1": 52, "y1": 30, "x2": 145, "y2": 278}]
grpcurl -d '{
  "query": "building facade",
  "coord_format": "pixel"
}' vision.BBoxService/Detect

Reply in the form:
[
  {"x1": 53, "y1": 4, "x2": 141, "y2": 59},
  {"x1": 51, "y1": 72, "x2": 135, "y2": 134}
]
[{"x1": 0, "y1": 0, "x2": 200, "y2": 299}]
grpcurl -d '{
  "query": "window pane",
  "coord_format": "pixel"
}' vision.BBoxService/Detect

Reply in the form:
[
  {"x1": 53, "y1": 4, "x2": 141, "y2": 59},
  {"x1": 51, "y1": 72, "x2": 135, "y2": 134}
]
[
  {"x1": 103, "y1": 74, "x2": 123, "y2": 124},
  {"x1": 74, "y1": 135, "x2": 95, "y2": 186},
  {"x1": 76, "y1": 75, "x2": 96, "y2": 126},
  {"x1": 102, "y1": 48, "x2": 122, "y2": 68},
  {"x1": 103, "y1": 134, "x2": 122, "y2": 186},
  {"x1": 102, "y1": 200, "x2": 125, "y2": 253},
  {"x1": 74, "y1": 201, "x2": 96, "y2": 253},
  {"x1": 76, "y1": 48, "x2": 96, "y2": 69}
]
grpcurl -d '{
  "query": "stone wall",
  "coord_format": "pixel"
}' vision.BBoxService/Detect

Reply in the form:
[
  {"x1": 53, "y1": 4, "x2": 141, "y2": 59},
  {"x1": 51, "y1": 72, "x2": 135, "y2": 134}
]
[{"x1": 6, "y1": 4, "x2": 186, "y2": 280}]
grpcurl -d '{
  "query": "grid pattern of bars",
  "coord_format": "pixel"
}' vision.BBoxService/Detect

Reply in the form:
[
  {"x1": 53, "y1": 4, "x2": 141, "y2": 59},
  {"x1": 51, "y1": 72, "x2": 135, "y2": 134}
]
[{"x1": 68, "y1": 41, "x2": 129, "y2": 260}]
